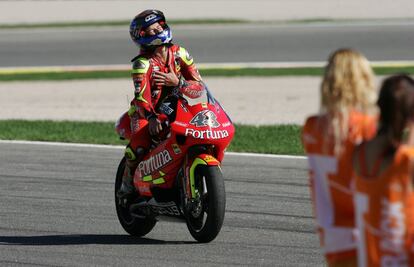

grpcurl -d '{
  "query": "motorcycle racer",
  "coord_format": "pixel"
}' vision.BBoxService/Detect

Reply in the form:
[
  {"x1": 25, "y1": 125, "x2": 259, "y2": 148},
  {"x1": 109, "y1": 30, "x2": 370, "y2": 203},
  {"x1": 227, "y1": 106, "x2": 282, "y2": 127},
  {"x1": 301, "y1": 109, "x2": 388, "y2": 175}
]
[{"x1": 116, "y1": 9, "x2": 205, "y2": 198}]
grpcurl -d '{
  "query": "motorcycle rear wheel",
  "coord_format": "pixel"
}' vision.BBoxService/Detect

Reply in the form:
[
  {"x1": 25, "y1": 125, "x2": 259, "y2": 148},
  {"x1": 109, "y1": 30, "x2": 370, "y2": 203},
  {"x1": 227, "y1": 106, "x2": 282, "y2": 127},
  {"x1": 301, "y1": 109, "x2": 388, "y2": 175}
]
[
  {"x1": 186, "y1": 165, "x2": 226, "y2": 243},
  {"x1": 115, "y1": 157, "x2": 156, "y2": 236}
]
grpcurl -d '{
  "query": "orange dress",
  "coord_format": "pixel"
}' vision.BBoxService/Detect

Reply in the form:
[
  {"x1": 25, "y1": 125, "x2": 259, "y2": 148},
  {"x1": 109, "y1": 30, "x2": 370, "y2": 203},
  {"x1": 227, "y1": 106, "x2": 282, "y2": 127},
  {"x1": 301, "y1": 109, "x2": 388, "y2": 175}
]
[
  {"x1": 302, "y1": 111, "x2": 376, "y2": 264},
  {"x1": 354, "y1": 145, "x2": 414, "y2": 267}
]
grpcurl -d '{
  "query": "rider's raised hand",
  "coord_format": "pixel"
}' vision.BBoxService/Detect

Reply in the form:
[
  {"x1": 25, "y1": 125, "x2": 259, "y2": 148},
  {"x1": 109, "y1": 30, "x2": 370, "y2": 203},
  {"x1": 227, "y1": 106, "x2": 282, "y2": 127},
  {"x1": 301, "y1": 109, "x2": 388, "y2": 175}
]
[{"x1": 153, "y1": 65, "x2": 179, "y2": 87}]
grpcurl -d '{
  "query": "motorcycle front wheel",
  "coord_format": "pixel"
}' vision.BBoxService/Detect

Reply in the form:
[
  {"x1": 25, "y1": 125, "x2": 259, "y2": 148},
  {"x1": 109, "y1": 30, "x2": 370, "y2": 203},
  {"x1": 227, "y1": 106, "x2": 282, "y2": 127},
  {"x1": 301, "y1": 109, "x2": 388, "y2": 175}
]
[
  {"x1": 115, "y1": 157, "x2": 156, "y2": 237},
  {"x1": 186, "y1": 165, "x2": 226, "y2": 243}
]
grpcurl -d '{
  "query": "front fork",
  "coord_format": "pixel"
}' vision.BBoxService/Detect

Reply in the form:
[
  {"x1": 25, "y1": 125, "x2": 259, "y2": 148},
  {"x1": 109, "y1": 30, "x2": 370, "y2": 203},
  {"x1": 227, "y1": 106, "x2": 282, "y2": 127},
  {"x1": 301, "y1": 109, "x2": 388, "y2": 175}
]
[{"x1": 182, "y1": 153, "x2": 220, "y2": 202}]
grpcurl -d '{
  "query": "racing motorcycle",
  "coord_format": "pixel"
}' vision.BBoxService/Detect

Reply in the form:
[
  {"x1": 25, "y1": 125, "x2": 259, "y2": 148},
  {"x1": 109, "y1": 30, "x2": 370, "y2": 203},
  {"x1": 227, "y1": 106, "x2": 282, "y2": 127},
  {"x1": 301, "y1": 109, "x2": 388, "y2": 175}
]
[{"x1": 114, "y1": 86, "x2": 234, "y2": 243}]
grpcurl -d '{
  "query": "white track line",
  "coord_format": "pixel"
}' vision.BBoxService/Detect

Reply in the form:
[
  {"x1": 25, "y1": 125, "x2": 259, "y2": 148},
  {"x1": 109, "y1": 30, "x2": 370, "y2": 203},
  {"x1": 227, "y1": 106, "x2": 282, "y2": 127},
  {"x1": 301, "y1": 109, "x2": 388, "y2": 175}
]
[
  {"x1": 0, "y1": 140, "x2": 307, "y2": 160},
  {"x1": 226, "y1": 151, "x2": 306, "y2": 159},
  {"x1": 0, "y1": 140, "x2": 123, "y2": 149}
]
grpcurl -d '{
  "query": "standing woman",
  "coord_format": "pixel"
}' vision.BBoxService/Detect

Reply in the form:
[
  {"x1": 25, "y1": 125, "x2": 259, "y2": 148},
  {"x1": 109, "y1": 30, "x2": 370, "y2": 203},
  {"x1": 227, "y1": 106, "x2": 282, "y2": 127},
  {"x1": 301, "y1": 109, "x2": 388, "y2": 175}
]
[
  {"x1": 302, "y1": 48, "x2": 377, "y2": 266},
  {"x1": 353, "y1": 75, "x2": 414, "y2": 266}
]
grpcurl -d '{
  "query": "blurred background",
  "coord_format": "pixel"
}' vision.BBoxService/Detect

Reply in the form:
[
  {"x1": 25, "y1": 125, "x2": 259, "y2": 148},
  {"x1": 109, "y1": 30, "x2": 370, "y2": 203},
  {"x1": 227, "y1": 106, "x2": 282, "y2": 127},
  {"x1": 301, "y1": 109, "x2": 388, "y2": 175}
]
[
  {"x1": 0, "y1": 0, "x2": 414, "y2": 125},
  {"x1": 1, "y1": 0, "x2": 413, "y2": 124},
  {"x1": 1, "y1": 0, "x2": 414, "y2": 67}
]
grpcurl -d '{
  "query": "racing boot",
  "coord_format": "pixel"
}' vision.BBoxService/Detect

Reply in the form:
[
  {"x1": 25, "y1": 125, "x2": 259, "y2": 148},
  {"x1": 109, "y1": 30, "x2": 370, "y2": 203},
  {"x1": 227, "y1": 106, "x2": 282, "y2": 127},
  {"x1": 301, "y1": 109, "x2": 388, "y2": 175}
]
[
  {"x1": 117, "y1": 146, "x2": 145, "y2": 199},
  {"x1": 117, "y1": 164, "x2": 136, "y2": 199}
]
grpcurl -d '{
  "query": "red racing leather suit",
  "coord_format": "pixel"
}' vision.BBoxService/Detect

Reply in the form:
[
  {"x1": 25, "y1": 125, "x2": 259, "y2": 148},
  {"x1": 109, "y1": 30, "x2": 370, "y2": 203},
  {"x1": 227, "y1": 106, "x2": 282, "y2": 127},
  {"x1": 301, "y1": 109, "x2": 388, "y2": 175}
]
[{"x1": 123, "y1": 44, "x2": 204, "y2": 154}]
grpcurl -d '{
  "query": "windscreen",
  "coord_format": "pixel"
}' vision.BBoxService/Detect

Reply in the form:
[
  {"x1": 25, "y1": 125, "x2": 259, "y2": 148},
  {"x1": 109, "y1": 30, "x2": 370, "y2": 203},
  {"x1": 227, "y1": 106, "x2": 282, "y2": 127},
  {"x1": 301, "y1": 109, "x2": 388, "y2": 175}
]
[{"x1": 182, "y1": 84, "x2": 215, "y2": 106}]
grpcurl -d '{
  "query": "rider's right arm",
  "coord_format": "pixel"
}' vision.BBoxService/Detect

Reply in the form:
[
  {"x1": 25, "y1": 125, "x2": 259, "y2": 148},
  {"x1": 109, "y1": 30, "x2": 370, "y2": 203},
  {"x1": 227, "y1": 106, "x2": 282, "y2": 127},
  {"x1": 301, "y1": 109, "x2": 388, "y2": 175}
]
[{"x1": 129, "y1": 57, "x2": 154, "y2": 119}]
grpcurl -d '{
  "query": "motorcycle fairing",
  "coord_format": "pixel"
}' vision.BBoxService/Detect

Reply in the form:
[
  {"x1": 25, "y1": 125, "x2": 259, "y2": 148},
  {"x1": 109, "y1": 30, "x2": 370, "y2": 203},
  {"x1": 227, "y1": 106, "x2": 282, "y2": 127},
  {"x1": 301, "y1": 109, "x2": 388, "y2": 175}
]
[
  {"x1": 134, "y1": 140, "x2": 184, "y2": 196},
  {"x1": 115, "y1": 112, "x2": 132, "y2": 140},
  {"x1": 131, "y1": 93, "x2": 234, "y2": 198}
]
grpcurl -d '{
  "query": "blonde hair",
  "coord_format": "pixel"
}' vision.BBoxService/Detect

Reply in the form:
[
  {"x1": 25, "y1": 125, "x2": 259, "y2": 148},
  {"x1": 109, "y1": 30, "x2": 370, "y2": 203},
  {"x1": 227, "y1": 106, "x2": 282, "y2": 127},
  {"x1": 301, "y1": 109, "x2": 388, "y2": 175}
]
[{"x1": 320, "y1": 48, "x2": 376, "y2": 154}]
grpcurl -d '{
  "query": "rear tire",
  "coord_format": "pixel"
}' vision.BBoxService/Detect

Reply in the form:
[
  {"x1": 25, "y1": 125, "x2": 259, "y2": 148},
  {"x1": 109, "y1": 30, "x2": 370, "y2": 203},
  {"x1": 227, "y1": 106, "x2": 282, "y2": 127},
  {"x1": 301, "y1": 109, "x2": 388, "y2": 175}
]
[
  {"x1": 186, "y1": 165, "x2": 226, "y2": 243},
  {"x1": 115, "y1": 157, "x2": 156, "y2": 236}
]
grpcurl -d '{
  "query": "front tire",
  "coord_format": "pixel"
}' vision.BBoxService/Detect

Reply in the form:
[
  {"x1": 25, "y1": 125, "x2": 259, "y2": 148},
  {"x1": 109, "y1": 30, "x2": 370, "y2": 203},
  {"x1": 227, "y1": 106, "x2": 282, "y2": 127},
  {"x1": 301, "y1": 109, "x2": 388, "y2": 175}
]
[
  {"x1": 186, "y1": 165, "x2": 226, "y2": 243},
  {"x1": 115, "y1": 157, "x2": 156, "y2": 236}
]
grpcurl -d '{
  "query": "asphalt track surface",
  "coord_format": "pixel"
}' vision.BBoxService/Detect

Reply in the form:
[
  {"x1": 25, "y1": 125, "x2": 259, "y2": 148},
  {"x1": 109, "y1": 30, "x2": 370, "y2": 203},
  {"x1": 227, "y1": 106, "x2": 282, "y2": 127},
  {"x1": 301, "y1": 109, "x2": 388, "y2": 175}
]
[
  {"x1": 0, "y1": 142, "x2": 323, "y2": 266},
  {"x1": 1, "y1": 22, "x2": 413, "y2": 67}
]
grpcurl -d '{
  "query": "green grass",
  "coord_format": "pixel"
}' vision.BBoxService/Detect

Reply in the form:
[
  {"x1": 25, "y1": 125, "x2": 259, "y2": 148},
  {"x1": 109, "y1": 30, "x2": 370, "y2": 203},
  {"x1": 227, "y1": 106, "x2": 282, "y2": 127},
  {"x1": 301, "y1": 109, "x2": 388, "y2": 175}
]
[
  {"x1": 230, "y1": 124, "x2": 303, "y2": 155},
  {"x1": 0, "y1": 120, "x2": 304, "y2": 155},
  {"x1": 0, "y1": 71, "x2": 129, "y2": 81},
  {"x1": 0, "y1": 120, "x2": 124, "y2": 145},
  {"x1": 373, "y1": 66, "x2": 414, "y2": 75},
  {"x1": 1, "y1": 66, "x2": 414, "y2": 81}
]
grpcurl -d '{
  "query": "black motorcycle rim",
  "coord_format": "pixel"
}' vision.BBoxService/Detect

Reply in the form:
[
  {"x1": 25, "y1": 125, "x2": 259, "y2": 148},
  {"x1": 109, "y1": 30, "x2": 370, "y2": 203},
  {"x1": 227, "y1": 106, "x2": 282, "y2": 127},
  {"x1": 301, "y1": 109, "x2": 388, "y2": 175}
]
[{"x1": 187, "y1": 174, "x2": 209, "y2": 232}]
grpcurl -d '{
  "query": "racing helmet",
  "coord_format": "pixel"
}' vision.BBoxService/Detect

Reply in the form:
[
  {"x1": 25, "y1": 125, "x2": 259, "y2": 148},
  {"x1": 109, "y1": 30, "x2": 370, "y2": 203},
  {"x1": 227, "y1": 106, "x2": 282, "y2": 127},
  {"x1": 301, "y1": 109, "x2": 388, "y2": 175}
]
[{"x1": 129, "y1": 9, "x2": 172, "y2": 48}]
